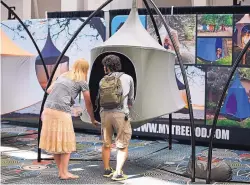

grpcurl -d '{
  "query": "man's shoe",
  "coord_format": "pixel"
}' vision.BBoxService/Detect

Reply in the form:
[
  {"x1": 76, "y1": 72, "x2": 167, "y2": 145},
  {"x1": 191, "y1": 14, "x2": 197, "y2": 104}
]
[
  {"x1": 103, "y1": 167, "x2": 114, "y2": 177},
  {"x1": 111, "y1": 171, "x2": 128, "y2": 181}
]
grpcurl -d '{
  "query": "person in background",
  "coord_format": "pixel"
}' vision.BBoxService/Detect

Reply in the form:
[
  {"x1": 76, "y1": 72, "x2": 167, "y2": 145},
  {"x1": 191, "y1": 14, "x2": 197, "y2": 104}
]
[
  {"x1": 98, "y1": 55, "x2": 134, "y2": 181},
  {"x1": 216, "y1": 48, "x2": 222, "y2": 59},
  {"x1": 39, "y1": 59, "x2": 98, "y2": 180},
  {"x1": 164, "y1": 36, "x2": 173, "y2": 50},
  {"x1": 242, "y1": 31, "x2": 250, "y2": 65}
]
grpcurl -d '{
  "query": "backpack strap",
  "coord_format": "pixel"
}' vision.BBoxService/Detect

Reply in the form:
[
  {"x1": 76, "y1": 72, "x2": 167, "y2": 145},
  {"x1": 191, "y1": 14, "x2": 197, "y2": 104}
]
[{"x1": 117, "y1": 72, "x2": 124, "y2": 78}]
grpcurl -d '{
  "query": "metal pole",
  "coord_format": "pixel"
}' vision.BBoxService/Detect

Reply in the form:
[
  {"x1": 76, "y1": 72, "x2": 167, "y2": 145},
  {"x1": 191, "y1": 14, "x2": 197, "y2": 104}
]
[
  {"x1": 143, "y1": 0, "x2": 162, "y2": 45},
  {"x1": 1, "y1": 1, "x2": 49, "y2": 81},
  {"x1": 146, "y1": 0, "x2": 196, "y2": 182},
  {"x1": 169, "y1": 114, "x2": 172, "y2": 149},
  {"x1": 206, "y1": 39, "x2": 250, "y2": 184},
  {"x1": 142, "y1": 0, "x2": 173, "y2": 150},
  {"x1": 37, "y1": 0, "x2": 114, "y2": 162}
]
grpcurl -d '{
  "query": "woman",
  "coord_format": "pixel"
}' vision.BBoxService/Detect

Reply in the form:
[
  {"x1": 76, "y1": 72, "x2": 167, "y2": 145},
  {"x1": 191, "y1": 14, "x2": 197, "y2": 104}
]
[{"x1": 39, "y1": 59, "x2": 98, "y2": 180}]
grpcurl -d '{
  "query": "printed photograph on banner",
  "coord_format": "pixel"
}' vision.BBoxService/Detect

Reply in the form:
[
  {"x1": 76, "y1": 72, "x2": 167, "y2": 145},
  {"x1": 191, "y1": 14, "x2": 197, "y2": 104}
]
[
  {"x1": 197, "y1": 37, "x2": 232, "y2": 66},
  {"x1": 161, "y1": 65, "x2": 205, "y2": 122},
  {"x1": 111, "y1": 15, "x2": 147, "y2": 35},
  {"x1": 147, "y1": 15, "x2": 196, "y2": 64},
  {"x1": 1, "y1": 17, "x2": 106, "y2": 125},
  {"x1": 197, "y1": 14, "x2": 233, "y2": 37},
  {"x1": 206, "y1": 67, "x2": 250, "y2": 128},
  {"x1": 233, "y1": 14, "x2": 250, "y2": 66}
]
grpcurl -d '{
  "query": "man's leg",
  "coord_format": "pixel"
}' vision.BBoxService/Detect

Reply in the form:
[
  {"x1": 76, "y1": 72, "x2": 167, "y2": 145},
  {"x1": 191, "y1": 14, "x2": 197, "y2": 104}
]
[
  {"x1": 112, "y1": 112, "x2": 132, "y2": 180},
  {"x1": 115, "y1": 147, "x2": 128, "y2": 175},
  {"x1": 101, "y1": 112, "x2": 114, "y2": 177},
  {"x1": 102, "y1": 145, "x2": 111, "y2": 169}
]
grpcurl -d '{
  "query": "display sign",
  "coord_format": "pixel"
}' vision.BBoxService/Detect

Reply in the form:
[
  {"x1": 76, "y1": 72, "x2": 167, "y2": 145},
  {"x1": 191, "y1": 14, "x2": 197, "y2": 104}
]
[{"x1": 110, "y1": 13, "x2": 250, "y2": 146}]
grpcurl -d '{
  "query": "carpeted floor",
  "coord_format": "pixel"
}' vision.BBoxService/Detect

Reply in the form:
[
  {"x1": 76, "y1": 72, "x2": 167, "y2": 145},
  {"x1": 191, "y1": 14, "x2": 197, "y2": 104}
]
[{"x1": 1, "y1": 123, "x2": 250, "y2": 184}]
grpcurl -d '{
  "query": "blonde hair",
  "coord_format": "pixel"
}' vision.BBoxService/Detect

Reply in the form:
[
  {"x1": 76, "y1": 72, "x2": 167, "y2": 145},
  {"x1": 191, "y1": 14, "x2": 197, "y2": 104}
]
[{"x1": 63, "y1": 59, "x2": 89, "y2": 82}]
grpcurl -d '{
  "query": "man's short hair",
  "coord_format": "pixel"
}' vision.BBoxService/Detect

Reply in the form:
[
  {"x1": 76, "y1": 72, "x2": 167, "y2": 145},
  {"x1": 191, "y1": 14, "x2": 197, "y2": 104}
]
[{"x1": 102, "y1": 54, "x2": 122, "y2": 72}]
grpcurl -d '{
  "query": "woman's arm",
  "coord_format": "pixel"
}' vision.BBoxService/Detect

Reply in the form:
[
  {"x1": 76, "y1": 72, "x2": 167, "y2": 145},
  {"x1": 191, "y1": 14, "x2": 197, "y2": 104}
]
[
  {"x1": 82, "y1": 91, "x2": 95, "y2": 122},
  {"x1": 46, "y1": 83, "x2": 55, "y2": 94},
  {"x1": 46, "y1": 77, "x2": 59, "y2": 94}
]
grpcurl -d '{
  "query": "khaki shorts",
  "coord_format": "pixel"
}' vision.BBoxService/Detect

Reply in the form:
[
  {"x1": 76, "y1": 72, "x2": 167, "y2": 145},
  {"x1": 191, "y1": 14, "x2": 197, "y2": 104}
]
[{"x1": 100, "y1": 111, "x2": 132, "y2": 149}]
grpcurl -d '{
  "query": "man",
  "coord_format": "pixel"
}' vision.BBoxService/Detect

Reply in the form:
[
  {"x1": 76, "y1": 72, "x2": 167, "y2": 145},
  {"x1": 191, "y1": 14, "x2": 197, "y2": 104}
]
[{"x1": 98, "y1": 54, "x2": 134, "y2": 181}]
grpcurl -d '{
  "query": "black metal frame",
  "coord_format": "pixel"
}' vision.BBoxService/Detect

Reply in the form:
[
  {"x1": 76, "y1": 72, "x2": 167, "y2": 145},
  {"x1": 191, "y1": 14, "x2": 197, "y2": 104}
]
[
  {"x1": 145, "y1": 0, "x2": 196, "y2": 182},
  {"x1": 2, "y1": 0, "x2": 250, "y2": 183},
  {"x1": 142, "y1": 0, "x2": 173, "y2": 150}
]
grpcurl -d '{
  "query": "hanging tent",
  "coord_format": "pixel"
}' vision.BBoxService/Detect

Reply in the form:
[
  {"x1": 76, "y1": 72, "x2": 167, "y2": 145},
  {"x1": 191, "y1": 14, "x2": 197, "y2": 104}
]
[
  {"x1": 80, "y1": 0, "x2": 185, "y2": 128},
  {"x1": 197, "y1": 38, "x2": 224, "y2": 62},
  {"x1": 35, "y1": 29, "x2": 69, "y2": 90},
  {"x1": 235, "y1": 14, "x2": 250, "y2": 46},
  {"x1": 1, "y1": 29, "x2": 44, "y2": 115},
  {"x1": 220, "y1": 73, "x2": 250, "y2": 121}
]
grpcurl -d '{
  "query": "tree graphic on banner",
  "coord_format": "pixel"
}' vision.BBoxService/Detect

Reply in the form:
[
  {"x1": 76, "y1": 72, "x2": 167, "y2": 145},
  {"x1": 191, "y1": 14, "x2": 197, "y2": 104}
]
[{"x1": 1, "y1": 17, "x2": 105, "y2": 47}]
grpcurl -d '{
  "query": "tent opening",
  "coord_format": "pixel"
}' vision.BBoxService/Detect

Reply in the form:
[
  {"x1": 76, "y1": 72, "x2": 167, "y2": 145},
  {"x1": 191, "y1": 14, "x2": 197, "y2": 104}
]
[
  {"x1": 226, "y1": 93, "x2": 237, "y2": 115},
  {"x1": 89, "y1": 52, "x2": 137, "y2": 121},
  {"x1": 242, "y1": 25, "x2": 250, "y2": 34}
]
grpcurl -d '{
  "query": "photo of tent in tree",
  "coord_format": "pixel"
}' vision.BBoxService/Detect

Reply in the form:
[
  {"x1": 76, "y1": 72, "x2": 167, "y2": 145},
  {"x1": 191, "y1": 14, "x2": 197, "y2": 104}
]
[
  {"x1": 197, "y1": 14, "x2": 233, "y2": 37},
  {"x1": 233, "y1": 14, "x2": 250, "y2": 66},
  {"x1": 161, "y1": 66, "x2": 205, "y2": 123},
  {"x1": 206, "y1": 67, "x2": 250, "y2": 128},
  {"x1": 147, "y1": 15, "x2": 196, "y2": 64},
  {"x1": 197, "y1": 37, "x2": 232, "y2": 65}
]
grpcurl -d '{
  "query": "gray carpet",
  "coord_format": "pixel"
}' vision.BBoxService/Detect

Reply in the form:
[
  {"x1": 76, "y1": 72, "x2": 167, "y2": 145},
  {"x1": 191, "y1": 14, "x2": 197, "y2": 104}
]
[{"x1": 1, "y1": 124, "x2": 250, "y2": 184}]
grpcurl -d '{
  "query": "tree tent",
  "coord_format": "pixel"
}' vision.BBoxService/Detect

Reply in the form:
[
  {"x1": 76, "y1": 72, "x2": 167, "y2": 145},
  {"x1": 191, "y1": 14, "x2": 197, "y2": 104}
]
[
  {"x1": 220, "y1": 73, "x2": 250, "y2": 121},
  {"x1": 35, "y1": 29, "x2": 69, "y2": 90},
  {"x1": 197, "y1": 37, "x2": 224, "y2": 62},
  {"x1": 1, "y1": 29, "x2": 44, "y2": 115},
  {"x1": 235, "y1": 14, "x2": 250, "y2": 46},
  {"x1": 80, "y1": 0, "x2": 185, "y2": 128}
]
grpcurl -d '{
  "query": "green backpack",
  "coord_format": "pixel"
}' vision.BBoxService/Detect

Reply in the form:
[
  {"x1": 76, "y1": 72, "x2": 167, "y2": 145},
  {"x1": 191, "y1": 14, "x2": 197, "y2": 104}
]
[{"x1": 98, "y1": 73, "x2": 124, "y2": 109}]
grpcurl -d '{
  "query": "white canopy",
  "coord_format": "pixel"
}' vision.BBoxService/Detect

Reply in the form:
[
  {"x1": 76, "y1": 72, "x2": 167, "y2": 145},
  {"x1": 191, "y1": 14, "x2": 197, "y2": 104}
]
[
  {"x1": 1, "y1": 29, "x2": 44, "y2": 115},
  {"x1": 236, "y1": 14, "x2": 250, "y2": 25},
  {"x1": 80, "y1": 1, "x2": 184, "y2": 128}
]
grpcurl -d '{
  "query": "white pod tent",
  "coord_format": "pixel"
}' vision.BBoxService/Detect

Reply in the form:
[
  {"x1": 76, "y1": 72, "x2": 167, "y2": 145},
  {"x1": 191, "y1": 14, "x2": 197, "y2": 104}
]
[
  {"x1": 80, "y1": 1, "x2": 185, "y2": 128},
  {"x1": 1, "y1": 29, "x2": 44, "y2": 115}
]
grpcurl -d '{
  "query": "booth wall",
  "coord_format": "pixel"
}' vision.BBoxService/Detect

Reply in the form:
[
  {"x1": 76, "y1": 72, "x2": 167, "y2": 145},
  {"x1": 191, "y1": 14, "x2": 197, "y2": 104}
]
[
  {"x1": 110, "y1": 13, "x2": 250, "y2": 148},
  {"x1": 1, "y1": 16, "x2": 106, "y2": 127},
  {"x1": 1, "y1": 9, "x2": 250, "y2": 148}
]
